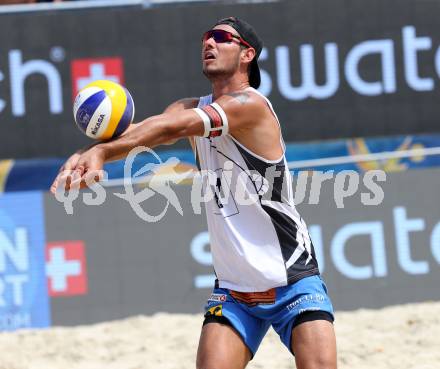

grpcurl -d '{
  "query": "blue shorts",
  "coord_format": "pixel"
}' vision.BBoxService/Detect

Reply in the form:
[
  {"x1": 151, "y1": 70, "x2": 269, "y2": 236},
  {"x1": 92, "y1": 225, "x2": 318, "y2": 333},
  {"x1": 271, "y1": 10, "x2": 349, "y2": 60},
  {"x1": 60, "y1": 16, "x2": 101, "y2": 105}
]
[{"x1": 203, "y1": 275, "x2": 334, "y2": 356}]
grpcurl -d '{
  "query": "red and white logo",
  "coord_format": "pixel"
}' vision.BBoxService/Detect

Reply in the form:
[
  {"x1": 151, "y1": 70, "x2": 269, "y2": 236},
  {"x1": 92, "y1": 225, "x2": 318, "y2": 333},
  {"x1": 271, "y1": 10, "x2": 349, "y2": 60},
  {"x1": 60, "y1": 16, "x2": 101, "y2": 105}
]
[
  {"x1": 70, "y1": 57, "x2": 124, "y2": 99},
  {"x1": 46, "y1": 241, "x2": 88, "y2": 297}
]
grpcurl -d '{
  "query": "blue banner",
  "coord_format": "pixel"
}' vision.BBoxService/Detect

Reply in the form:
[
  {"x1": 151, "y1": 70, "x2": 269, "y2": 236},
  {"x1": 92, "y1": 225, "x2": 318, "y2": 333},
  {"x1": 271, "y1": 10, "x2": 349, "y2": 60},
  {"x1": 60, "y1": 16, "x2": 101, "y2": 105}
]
[
  {"x1": 1, "y1": 134, "x2": 440, "y2": 192},
  {"x1": 285, "y1": 135, "x2": 440, "y2": 173},
  {"x1": 0, "y1": 192, "x2": 50, "y2": 331}
]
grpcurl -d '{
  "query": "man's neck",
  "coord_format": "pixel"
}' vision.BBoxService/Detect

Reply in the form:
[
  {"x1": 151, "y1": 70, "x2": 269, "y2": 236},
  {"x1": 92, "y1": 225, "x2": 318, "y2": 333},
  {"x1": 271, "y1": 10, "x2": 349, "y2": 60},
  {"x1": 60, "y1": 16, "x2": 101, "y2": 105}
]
[{"x1": 211, "y1": 79, "x2": 250, "y2": 100}]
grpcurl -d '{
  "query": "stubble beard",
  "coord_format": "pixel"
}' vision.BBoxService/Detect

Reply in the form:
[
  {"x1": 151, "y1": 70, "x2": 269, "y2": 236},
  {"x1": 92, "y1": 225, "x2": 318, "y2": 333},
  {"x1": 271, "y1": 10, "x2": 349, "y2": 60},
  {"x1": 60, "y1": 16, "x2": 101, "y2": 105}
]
[{"x1": 202, "y1": 58, "x2": 240, "y2": 83}]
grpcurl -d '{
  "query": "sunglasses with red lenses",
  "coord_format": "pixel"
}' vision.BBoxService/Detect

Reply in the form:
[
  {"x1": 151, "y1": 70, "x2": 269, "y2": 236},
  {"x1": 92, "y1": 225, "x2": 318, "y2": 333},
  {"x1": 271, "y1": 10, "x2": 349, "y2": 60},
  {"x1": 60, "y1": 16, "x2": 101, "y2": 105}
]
[{"x1": 202, "y1": 29, "x2": 252, "y2": 48}]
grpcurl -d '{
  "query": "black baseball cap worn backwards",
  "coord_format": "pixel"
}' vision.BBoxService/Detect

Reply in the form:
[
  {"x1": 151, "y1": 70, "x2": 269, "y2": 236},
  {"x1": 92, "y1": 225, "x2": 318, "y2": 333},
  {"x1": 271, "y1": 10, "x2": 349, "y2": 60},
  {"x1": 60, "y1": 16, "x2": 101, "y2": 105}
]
[{"x1": 214, "y1": 17, "x2": 263, "y2": 89}]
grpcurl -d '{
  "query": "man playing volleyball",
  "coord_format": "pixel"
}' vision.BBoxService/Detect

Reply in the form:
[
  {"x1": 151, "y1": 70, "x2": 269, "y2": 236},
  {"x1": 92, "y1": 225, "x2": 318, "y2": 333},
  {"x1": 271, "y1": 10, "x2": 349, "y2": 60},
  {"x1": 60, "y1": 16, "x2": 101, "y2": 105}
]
[{"x1": 51, "y1": 17, "x2": 337, "y2": 369}]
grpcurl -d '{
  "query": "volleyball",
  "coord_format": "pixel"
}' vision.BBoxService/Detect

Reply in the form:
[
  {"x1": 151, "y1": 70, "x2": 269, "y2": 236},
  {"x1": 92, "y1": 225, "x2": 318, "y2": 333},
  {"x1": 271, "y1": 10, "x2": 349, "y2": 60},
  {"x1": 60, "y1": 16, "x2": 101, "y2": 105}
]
[{"x1": 73, "y1": 80, "x2": 135, "y2": 140}]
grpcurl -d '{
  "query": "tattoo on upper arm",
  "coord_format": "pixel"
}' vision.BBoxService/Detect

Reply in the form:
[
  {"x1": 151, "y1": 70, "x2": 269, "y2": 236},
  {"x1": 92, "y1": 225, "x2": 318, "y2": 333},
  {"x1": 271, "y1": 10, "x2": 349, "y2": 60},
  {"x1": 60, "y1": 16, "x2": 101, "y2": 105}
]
[{"x1": 226, "y1": 92, "x2": 250, "y2": 105}]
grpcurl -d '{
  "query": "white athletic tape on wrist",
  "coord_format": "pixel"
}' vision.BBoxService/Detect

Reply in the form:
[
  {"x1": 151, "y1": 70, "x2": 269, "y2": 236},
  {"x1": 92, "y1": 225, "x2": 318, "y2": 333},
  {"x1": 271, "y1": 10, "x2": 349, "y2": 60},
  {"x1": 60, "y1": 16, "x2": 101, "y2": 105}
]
[{"x1": 193, "y1": 103, "x2": 229, "y2": 138}]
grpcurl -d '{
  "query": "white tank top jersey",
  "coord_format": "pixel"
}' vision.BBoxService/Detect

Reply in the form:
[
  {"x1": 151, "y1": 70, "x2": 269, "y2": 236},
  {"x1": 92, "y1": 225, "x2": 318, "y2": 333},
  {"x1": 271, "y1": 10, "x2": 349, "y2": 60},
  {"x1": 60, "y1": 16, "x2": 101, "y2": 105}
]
[{"x1": 194, "y1": 88, "x2": 319, "y2": 292}]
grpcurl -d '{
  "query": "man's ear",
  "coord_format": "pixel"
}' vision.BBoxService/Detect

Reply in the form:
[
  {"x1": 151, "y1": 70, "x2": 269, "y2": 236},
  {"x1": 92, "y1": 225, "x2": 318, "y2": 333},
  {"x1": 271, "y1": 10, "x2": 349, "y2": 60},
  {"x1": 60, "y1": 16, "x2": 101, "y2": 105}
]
[{"x1": 242, "y1": 47, "x2": 256, "y2": 64}]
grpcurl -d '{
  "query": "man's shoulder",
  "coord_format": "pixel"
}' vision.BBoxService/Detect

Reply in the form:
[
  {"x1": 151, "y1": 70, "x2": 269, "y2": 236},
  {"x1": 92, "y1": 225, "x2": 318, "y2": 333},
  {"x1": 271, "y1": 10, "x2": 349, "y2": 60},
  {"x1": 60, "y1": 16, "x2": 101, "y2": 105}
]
[
  {"x1": 164, "y1": 97, "x2": 199, "y2": 113},
  {"x1": 214, "y1": 89, "x2": 271, "y2": 121},
  {"x1": 218, "y1": 89, "x2": 267, "y2": 108}
]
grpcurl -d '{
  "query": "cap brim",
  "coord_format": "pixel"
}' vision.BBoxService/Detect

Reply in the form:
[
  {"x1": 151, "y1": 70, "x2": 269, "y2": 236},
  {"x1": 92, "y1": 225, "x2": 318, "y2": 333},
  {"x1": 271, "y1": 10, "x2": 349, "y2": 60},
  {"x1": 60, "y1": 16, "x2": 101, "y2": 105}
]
[{"x1": 249, "y1": 59, "x2": 261, "y2": 89}]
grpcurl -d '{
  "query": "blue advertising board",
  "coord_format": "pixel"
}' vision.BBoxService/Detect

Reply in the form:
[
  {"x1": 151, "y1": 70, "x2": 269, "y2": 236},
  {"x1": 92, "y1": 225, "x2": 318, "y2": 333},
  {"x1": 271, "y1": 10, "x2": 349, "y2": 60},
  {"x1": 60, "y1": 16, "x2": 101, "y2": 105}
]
[
  {"x1": 0, "y1": 192, "x2": 50, "y2": 330},
  {"x1": 1, "y1": 133, "x2": 440, "y2": 192}
]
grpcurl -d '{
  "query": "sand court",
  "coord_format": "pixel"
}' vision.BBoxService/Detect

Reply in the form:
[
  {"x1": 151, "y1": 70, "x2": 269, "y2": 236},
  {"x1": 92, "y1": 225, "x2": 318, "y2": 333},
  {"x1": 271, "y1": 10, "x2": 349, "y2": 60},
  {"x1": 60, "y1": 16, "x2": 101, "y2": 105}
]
[{"x1": 0, "y1": 302, "x2": 438, "y2": 369}]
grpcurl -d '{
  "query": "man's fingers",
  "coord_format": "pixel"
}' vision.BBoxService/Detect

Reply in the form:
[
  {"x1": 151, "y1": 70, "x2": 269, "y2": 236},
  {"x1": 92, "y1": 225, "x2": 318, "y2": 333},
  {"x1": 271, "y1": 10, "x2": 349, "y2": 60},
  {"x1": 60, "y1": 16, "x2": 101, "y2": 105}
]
[
  {"x1": 65, "y1": 173, "x2": 72, "y2": 190},
  {"x1": 50, "y1": 177, "x2": 59, "y2": 194},
  {"x1": 68, "y1": 170, "x2": 83, "y2": 188},
  {"x1": 51, "y1": 169, "x2": 81, "y2": 193},
  {"x1": 50, "y1": 151, "x2": 88, "y2": 195},
  {"x1": 69, "y1": 169, "x2": 104, "y2": 190},
  {"x1": 51, "y1": 168, "x2": 105, "y2": 194},
  {"x1": 76, "y1": 166, "x2": 84, "y2": 175},
  {"x1": 50, "y1": 169, "x2": 71, "y2": 194},
  {"x1": 81, "y1": 169, "x2": 106, "y2": 189}
]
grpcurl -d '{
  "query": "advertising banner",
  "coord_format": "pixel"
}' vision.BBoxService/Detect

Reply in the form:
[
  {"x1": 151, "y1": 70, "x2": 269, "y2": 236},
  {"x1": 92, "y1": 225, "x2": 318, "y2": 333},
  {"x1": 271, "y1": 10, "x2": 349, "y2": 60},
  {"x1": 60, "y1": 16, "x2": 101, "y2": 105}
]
[
  {"x1": 1, "y1": 133, "x2": 440, "y2": 193},
  {"x1": 0, "y1": 192, "x2": 50, "y2": 330},
  {"x1": 42, "y1": 168, "x2": 440, "y2": 326},
  {"x1": 1, "y1": 0, "x2": 440, "y2": 159},
  {"x1": 0, "y1": 166, "x2": 439, "y2": 329}
]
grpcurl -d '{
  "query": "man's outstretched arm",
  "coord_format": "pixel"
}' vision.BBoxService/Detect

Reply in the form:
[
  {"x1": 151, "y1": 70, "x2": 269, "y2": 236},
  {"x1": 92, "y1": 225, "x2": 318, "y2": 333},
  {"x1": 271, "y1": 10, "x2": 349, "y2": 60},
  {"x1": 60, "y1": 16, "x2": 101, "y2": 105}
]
[
  {"x1": 96, "y1": 108, "x2": 205, "y2": 163},
  {"x1": 50, "y1": 98, "x2": 199, "y2": 193},
  {"x1": 50, "y1": 92, "x2": 264, "y2": 193}
]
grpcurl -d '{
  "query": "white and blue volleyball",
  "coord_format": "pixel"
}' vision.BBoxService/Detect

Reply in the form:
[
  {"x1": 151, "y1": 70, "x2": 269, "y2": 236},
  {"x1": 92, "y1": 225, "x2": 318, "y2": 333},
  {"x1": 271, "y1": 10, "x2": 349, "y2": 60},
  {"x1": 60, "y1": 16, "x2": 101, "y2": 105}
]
[{"x1": 73, "y1": 80, "x2": 135, "y2": 140}]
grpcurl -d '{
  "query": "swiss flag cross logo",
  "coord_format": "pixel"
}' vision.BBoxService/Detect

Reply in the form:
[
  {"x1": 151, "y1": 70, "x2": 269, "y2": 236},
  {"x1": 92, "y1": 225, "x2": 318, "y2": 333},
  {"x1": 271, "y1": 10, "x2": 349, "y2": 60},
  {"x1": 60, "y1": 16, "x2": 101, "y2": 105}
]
[
  {"x1": 46, "y1": 241, "x2": 88, "y2": 297},
  {"x1": 70, "y1": 57, "x2": 125, "y2": 99}
]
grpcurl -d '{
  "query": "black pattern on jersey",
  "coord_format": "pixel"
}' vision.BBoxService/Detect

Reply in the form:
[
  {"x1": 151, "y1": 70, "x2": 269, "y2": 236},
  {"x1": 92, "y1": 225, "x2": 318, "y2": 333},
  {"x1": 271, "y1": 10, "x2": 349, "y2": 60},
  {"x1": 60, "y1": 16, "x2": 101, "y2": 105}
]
[
  {"x1": 234, "y1": 142, "x2": 319, "y2": 282},
  {"x1": 213, "y1": 147, "x2": 261, "y2": 197},
  {"x1": 234, "y1": 143, "x2": 287, "y2": 203},
  {"x1": 262, "y1": 204, "x2": 319, "y2": 284},
  {"x1": 194, "y1": 144, "x2": 201, "y2": 171},
  {"x1": 212, "y1": 167, "x2": 240, "y2": 218},
  {"x1": 205, "y1": 141, "x2": 257, "y2": 218}
]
